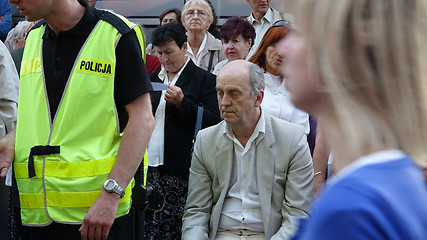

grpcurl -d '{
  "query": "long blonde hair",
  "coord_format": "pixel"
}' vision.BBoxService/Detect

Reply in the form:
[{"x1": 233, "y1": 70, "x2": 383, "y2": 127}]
[{"x1": 283, "y1": 0, "x2": 427, "y2": 167}]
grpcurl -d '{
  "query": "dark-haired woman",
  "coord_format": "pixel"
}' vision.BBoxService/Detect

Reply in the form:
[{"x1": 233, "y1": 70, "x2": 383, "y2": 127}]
[
  {"x1": 144, "y1": 22, "x2": 220, "y2": 240},
  {"x1": 159, "y1": 8, "x2": 181, "y2": 25},
  {"x1": 212, "y1": 16, "x2": 255, "y2": 75}
]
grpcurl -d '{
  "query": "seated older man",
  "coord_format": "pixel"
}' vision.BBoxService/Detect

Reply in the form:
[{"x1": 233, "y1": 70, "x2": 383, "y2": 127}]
[{"x1": 182, "y1": 60, "x2": 314, "y2": 240}]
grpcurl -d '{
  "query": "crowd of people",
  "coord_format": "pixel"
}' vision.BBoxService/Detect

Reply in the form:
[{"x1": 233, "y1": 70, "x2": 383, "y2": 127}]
[{"x1": 0, "y1": 0, "x2": 427, "y2": 240}]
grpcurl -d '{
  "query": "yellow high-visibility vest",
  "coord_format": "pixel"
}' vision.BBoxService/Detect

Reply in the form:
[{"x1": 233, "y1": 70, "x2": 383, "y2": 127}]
[{"x1": 15, "y1": 13, "x2": 146, "y2": 226}]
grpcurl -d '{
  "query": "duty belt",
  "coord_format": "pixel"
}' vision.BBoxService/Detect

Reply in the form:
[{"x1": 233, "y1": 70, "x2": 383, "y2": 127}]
[{"x1": 28, "y1": 145, "x2": 60, "y2": 178}]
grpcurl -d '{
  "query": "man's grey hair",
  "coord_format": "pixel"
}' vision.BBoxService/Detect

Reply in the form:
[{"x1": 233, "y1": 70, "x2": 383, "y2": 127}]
[{"x1": 248, "y1": 63, "x2": 265, "y2": 97}]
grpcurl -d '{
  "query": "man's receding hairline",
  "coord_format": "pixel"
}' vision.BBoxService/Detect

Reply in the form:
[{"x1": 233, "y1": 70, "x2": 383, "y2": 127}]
[{"x1": 218, "y1": 62, "x2": 250, "y2": 80}]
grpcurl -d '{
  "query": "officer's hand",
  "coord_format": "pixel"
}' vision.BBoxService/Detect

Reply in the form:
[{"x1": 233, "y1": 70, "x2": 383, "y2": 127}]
[
  {"x1": 164, "y1": 85, "x2": 184, "y2": 109},
  {"x1": 80, "y1": 190, "x2": 120, "y2": 240},
  {"x1": 0, "y1": 131, "x2": 16, "y2": 178}
]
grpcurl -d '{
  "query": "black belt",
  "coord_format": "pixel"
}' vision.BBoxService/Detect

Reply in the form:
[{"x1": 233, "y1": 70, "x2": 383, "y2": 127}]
[{"x1": 28, "y1": 145, "x2": 60, "y2": 178}]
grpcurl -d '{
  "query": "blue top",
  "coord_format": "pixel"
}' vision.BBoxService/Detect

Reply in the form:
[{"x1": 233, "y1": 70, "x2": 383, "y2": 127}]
[
  {"x1": 292, "y1": 151, "x2": 427, "y2": 240},
  {"x1": 0, "y1": 0, "x2": 12, "y2": 41}
]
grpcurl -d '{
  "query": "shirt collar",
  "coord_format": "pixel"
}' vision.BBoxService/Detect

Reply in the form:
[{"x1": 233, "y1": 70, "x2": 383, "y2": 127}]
[
  {"x1": 43, "y1": 4, "x2": 98, "y2": 40},
  {"x1": 158, "y1": 57, "x2": 190, "y2": 84},
  {"x1": 249, "y1": 7, "x2": 274, "y2": 24},
  {"x1": 224, "y1": 109, "x2": 266, "y2": 146},
  {"x1": 328, "y1": 150, "x2": 406, "y2": 187},
  {"x1": 186, "y1": 33, "x2": 207, "y2": 59}
]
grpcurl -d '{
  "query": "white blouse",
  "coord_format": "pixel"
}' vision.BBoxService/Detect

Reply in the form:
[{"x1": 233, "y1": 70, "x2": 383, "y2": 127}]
[
  {"x1": 186, "y1": 33, "x2": 207, "y2": 67},
  {"x1": 261, "y1": 72, "x2": 310, "y2": 134},
  {"x1": 147, "y1": 58, "x2": 190, "y2": 167}
]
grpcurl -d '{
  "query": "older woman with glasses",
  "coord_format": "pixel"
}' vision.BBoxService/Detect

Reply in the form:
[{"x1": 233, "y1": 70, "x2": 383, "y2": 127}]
[
  {"x1": 212, "y1": 16, "x2": 255, "y2": 75},
  {"x1": 249, "y1": 21, "x2": 310, "y2": 135},
  {"x1": 278, "y1": 0, "x2": 427, "y2": 239},
  {"x1": 181, "y1": 0, "x2": 225, "y2": 73}
]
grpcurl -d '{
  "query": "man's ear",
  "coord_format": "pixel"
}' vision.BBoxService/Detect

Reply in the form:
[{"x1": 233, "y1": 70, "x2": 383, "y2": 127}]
[{"x1": 254, "y1": 90, "x2": 264, "y2": 107}]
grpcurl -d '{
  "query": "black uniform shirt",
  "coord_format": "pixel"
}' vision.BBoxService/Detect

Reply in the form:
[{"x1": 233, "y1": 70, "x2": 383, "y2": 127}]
[{"x1": 41, "y1": 1, "x2": 151, "y2": 131}]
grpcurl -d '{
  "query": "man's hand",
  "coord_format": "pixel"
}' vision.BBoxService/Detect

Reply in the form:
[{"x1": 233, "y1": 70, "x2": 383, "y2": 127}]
[
  {"x1": 79, "y1": 93, "x2": 154, "y2": 239},
  {"x1": 79, "y1": 191, "x2": 120, "y2": 240},
  {"x1": 164, "y1": 85, "x2": 184, "y2": 109},
  {"x1": 0, "y1": 129, "x2": 16, "y2": 177}
]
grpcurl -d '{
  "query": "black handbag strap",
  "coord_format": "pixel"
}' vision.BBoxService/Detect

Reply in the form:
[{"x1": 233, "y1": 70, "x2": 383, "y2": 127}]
[
  {"x1": 193, "y1": 104, "x2": 204, "y2": 141},
  {"x1": 207, "y1": 51, "x2": 215, "y2": 72}
]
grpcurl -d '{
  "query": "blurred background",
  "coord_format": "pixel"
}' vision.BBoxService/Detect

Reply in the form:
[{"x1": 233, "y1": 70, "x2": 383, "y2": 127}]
[{"x1": 9, "y1": 0, "x2": 281, "y2": 44}]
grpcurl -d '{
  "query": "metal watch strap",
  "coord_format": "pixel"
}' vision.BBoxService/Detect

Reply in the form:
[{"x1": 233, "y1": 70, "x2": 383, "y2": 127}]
[
  {"x1": 114, "y1": 184, "x2": 125, "y2": 198},
  {"x1": 104, "y1": 179, "x2": 125, "y2": 198}
]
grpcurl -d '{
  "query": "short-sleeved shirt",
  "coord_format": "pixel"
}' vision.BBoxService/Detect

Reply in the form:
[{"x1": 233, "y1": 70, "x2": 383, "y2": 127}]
[{"x1": 42, "y1": 1, "x2": 151, "y2": 131}]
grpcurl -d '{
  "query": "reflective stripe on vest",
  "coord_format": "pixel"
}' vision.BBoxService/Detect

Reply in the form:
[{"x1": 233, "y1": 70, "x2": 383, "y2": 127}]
[{"x1": 15, "y1": 17, "x2": 142, "y2": 226}]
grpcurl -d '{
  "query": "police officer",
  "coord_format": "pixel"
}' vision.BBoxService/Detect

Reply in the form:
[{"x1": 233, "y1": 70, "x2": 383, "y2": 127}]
[{"x1": 0, "y1": 0, "x2": 155, "y2": 239}]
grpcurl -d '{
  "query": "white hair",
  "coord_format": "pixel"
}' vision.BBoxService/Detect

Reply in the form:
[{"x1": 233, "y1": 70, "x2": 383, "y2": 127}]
[{"x1": 182, "y1": 0, "x2": 214, "y2": 25}]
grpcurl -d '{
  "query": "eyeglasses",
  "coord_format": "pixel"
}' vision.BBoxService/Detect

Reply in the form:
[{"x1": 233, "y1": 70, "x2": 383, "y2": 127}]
[
  {"x1": 271, "y1": 20, "x2": 290, "y2": 28},
  {"x1": 185, "y1": 10, "x2": 208, "y2": 18}
]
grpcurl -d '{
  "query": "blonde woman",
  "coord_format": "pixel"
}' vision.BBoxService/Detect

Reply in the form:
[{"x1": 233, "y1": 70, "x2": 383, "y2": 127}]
[
  {"x1": 181, "y1": 0, "x2": 225, "y2": 72},
  {"x1": 278, "y1": 0, "x2": 427, "y2": 239}
]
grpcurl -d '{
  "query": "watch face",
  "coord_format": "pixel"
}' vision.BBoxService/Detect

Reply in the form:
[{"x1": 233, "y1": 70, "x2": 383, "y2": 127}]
[{"x1": 105, "y1": 180, "x2": 115, "y2": 190}]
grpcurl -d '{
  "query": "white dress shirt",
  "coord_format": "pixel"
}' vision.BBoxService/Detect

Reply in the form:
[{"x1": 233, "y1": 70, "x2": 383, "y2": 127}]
[
  {"x1": 246, "y1": 8, "x2": 274, "y2": 59},
  {"x1": 218, "y1": 111, "x2": 266, "y2": 232},
  {"x1": 261, "y1": 72, "x2": 310, "y2": 134},
  {"x1": 147, "y1": 57, "x2": 190, "y2": 167}
]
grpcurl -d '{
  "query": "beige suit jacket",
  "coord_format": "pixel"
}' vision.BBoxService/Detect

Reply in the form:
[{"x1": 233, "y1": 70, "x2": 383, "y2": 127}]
[{"x1": 182, "y1": 114, "x2": 314, "y2": 240}]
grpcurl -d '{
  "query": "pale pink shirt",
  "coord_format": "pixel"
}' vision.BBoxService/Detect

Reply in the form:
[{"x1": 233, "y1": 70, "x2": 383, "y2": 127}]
[{"x1": 261, "y1": 72, "x2": 310, "y2": 134}]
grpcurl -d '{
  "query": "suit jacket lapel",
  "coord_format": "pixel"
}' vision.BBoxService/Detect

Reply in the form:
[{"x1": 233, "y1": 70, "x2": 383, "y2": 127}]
[
  {"x1": 256, "y1": 116, "x2": 276, "y2": 235},
  {"x1": 175, "y1": 59, "x2": 196, "y2": 88},
  {"x1": 149, "y1": 72, "x2": 162, "y2": 114},
  {"x1": 210, "y1": 122, "x2": 234, "y2": 235},
  {"x1": 215, "y1": 123, "x2": 234, "y2": 192}
]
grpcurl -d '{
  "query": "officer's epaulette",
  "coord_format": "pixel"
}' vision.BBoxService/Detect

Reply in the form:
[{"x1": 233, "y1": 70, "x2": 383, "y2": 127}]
[{"x1": 96, "y1": 10, "x2": 133, "y2": 36}]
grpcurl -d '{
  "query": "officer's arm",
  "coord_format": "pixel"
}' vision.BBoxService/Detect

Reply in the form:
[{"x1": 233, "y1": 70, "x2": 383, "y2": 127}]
[
  {"x1": 80, "y1": 93, "x2": 155, "y2": 240},
  {"x1": 108, "y1": 92, "x2": 154, "y2": 197}
]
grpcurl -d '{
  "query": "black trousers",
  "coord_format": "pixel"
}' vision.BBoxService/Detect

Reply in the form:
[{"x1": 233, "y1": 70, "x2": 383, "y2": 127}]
[{"x1": 21, "y1": 206, "x2": 136, "y2": 240}]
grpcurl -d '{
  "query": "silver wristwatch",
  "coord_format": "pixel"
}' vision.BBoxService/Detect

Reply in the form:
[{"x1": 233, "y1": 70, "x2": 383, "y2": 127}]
[{"x1": 103, "y1": 179, "x2": 125, "y2": 198}]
